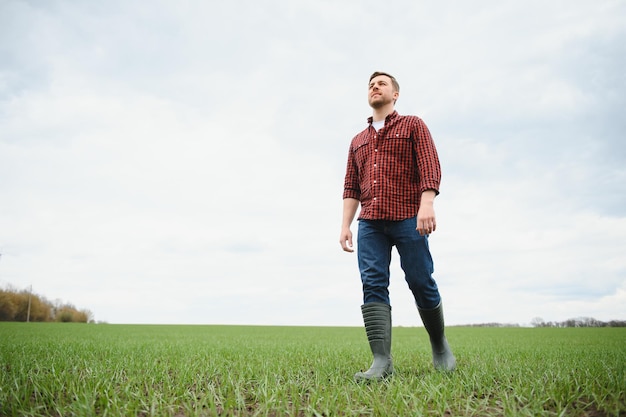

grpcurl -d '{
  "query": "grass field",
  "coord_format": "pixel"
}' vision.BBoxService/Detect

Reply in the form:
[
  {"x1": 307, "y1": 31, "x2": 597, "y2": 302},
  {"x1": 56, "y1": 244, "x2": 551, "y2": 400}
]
[{"x1": 0, "y1": 323, "x2": 624, "y2": 416}]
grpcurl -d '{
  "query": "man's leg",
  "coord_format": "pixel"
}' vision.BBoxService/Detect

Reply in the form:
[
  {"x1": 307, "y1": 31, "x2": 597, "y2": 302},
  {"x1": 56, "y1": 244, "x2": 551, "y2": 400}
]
[
  {"x1": 354, "y1": 220, "x2": 394, "y2": 381},
  {"x1": 393, "y1": 217, "x2": 456, "y2": 371},
  {"x1": 394, "y1": 220, "x2": 440, "y2": 309},
  {"x1": 357, "y1": 220, "x2": 392, "y2": 305},
  {"x1": 417, "y1": 301, "x2": 456, "y2": 371}
]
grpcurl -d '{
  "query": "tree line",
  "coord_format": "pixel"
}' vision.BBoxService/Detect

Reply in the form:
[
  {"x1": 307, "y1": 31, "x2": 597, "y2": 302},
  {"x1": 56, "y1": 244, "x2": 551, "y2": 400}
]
[
  {"x1": 531, "y1": 316, "x2": 626, "y2": 328},
  {"x1": 0, "y1": 285, "x2": 94, "y2": 323},
  {"x1": 464, "y1": 318, "x2": 626, "y2": 327}
]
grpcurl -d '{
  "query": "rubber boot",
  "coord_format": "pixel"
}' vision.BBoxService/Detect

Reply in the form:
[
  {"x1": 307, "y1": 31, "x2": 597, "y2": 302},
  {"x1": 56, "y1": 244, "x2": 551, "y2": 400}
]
[
  {"x1": 354, "y1": 303, "x2": 393, "y2": 382},
  {"x1": 418, "y1": 301, "x2": 456, "y2": 371}
]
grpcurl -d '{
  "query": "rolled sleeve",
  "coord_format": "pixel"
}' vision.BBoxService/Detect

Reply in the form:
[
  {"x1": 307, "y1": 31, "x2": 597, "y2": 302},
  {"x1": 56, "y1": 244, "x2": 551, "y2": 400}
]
[
  {"x1": 343, "y1": 145, "x2": 361, "y2": 200},
  {"x1": 413, "y1": 118, "x2": 441, "y2": 196}
]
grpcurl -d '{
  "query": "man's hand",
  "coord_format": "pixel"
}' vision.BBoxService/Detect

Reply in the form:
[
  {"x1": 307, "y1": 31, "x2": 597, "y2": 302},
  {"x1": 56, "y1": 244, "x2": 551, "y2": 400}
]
[
  {"x1": 417, "y1": 190, "x2": 437, "y2": 236},
  {"x1": 340, "y1": 227, "x2": 354, "y2": 252},
  {"x1": 340, "y1": 198, "x2": 359, "y2": 252}
]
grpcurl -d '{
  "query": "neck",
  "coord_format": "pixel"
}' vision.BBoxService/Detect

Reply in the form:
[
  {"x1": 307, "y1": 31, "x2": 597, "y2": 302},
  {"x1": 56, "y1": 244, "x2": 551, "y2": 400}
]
[{"x1": 372, "y1": 104, "x2": 395, "y2": 122}]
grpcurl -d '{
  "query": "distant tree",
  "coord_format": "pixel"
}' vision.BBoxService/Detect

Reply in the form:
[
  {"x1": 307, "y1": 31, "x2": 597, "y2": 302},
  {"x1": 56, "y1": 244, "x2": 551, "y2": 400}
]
[
  {"x1": 53, "y1": 303, "x2": 89, "y2": 323},
  {"x1": 0, "y1": 288, "x2": 19, "y2": 320},
  {"x1": 0, "y1": 284, "x2": 93, "y2": 323},
  {"x1": 527, "y1": 317, "x2": 626, "y2": 328},
  {"x1": 27, "y1": 293, "x2": 52, "y2": 322},
  {"x1": 81, "y1": 309, "x2": 95, "y2": 323},
  {"x1": 531, "y1": 317, "x2": 545, "y2": 327},
  {"x1": 10, "y1": 290, "x2": 51, "y2": 322},
  {"x1": 549, "y1": 317, "x2": 625, "y2": 328}
]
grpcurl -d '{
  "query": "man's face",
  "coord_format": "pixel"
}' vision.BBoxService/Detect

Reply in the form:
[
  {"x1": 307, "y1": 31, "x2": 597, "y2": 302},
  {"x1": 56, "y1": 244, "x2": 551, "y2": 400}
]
[{"x1": 368, "y1": 75, "x2": 399, "y2": 109}]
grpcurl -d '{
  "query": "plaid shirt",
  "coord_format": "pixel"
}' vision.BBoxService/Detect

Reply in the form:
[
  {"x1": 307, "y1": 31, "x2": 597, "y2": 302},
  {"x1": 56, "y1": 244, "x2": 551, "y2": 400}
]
[{"x1": 343, "y1": 111, "x2": 441, "y2": 221}]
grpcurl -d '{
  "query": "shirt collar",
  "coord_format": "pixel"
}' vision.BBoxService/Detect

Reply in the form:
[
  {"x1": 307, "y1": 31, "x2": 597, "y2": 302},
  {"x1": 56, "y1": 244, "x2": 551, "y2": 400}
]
[{"x1": 367, "y1": 110, "x2": 398, "y2": 125}]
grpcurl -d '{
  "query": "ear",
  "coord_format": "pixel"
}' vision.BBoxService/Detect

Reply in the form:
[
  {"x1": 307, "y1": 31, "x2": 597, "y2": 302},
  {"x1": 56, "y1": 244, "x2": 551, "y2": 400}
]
[{"x1": 393, "y1": 91, "x2": 399, "y2": 101}]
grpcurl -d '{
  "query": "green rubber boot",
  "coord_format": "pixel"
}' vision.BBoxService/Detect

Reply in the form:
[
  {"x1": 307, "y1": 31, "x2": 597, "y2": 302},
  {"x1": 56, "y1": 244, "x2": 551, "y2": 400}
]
[
  {"x1": 418, "y1": 301, "x2": 456, "y2": 371},
  {"x1": 354, "y1": 303, "x2": 394, "y2": 382}
]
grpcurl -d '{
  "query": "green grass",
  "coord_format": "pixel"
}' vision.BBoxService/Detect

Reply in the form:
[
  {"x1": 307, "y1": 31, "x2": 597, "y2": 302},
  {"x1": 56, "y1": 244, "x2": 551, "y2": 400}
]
[{"x1": 0, "y1": 323, "x2": 624, "y2": 416}]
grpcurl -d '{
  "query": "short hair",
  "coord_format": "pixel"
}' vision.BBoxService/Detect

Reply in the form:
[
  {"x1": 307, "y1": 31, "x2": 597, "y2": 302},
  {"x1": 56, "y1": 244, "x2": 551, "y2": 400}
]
[{"x1": 369, "y1": 71, "x2": 400, "y2": 92}]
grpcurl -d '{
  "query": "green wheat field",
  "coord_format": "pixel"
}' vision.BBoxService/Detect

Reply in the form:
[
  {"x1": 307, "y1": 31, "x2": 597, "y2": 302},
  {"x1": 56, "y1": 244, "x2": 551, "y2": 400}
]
[{"x1": 0, "y1": 323, "x2": 624, "y2": 416}]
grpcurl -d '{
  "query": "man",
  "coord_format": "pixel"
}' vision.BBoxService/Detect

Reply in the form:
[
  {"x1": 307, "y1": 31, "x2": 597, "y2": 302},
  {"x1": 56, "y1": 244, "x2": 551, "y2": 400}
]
[{"x1": 340, "y1": 71, "x2": 456, "y2": 381}]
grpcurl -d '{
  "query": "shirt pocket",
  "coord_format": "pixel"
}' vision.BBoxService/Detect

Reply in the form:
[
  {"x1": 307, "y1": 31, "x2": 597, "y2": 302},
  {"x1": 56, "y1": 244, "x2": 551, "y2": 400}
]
[
  {"x1": 382, "y1": 127, "x2": 413, "y2": 160},
  {"x1": 384, "y1": 126, "x2": 412, "y2": 142},
  {"x1": 352, "y1": 136, "x2": 370, "y2": 152},
  {"x1": 352, "y1": 138, "x2": 371, "y2": 169}
]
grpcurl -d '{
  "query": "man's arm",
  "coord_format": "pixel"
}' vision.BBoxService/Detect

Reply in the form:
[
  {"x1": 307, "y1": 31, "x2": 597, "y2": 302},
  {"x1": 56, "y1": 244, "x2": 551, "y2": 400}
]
[
  {"x1": 417, "y1": 190, "x2": 437, "y2": 236},
  {"x1": 412, "y1": 117, "x2": 441, "y2": 197},
  {"x1": 340, "y1": 198, "x2": 360, "y2": 252},
  {"x1": 411, "y1": 118, "x2": 440, "y2": 236}
]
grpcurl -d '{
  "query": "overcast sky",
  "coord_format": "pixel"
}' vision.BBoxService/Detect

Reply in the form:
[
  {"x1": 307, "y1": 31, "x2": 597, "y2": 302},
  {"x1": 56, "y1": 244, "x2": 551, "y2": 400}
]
[{"x1": 1, "y1": 0, "x2": 624, "y2": 326}]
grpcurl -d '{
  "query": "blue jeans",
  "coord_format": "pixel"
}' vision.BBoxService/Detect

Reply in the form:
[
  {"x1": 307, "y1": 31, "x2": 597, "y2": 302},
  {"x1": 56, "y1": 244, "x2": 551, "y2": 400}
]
[{"x1": 357, "y1": 217, "x2": 441, "y2": 309}]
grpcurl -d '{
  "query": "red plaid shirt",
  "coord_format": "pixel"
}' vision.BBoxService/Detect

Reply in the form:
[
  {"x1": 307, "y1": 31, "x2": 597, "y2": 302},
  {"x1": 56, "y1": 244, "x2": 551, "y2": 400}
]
[{"x1": 343, "y1": 111, "x2": 441, "y2": 221}]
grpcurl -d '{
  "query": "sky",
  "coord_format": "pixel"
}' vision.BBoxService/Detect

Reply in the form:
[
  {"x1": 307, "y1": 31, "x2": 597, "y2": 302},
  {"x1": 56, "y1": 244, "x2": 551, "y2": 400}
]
[{"x1": 1, "y1": 0, "x2": 625, "y2": 327}]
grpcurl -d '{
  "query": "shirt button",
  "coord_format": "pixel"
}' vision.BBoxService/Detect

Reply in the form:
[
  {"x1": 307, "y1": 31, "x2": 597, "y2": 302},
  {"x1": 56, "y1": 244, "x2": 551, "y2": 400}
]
[{"x1": 374, "y1": 149, "x2": 378, "y2": 152}]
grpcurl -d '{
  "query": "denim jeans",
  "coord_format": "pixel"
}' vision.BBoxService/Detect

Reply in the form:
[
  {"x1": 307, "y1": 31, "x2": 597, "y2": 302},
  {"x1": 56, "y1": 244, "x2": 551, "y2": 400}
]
[{"x1": 357, "y1": 217, "x2": 441, "y2": 309}]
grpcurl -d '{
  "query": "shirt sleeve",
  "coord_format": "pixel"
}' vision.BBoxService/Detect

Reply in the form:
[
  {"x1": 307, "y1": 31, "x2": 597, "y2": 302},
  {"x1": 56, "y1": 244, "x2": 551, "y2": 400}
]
[
  {"x1": 413, "y1": 118, "x2": 441, "y2": 195},
  {"x1": 343, "y1": 142, "x2": 361, "y2": 200}
]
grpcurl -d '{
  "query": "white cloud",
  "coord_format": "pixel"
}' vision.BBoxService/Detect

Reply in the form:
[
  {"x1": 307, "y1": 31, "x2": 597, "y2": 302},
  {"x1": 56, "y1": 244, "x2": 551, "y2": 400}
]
[{"x1": 1, "y1": 0, "x2": 625, "y2": 326}]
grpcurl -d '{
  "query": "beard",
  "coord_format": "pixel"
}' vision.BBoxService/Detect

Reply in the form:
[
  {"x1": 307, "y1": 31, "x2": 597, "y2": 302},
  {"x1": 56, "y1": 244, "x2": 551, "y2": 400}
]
[{"x1": 368, "y1": 95, "x2": 393, "y2": 109}]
